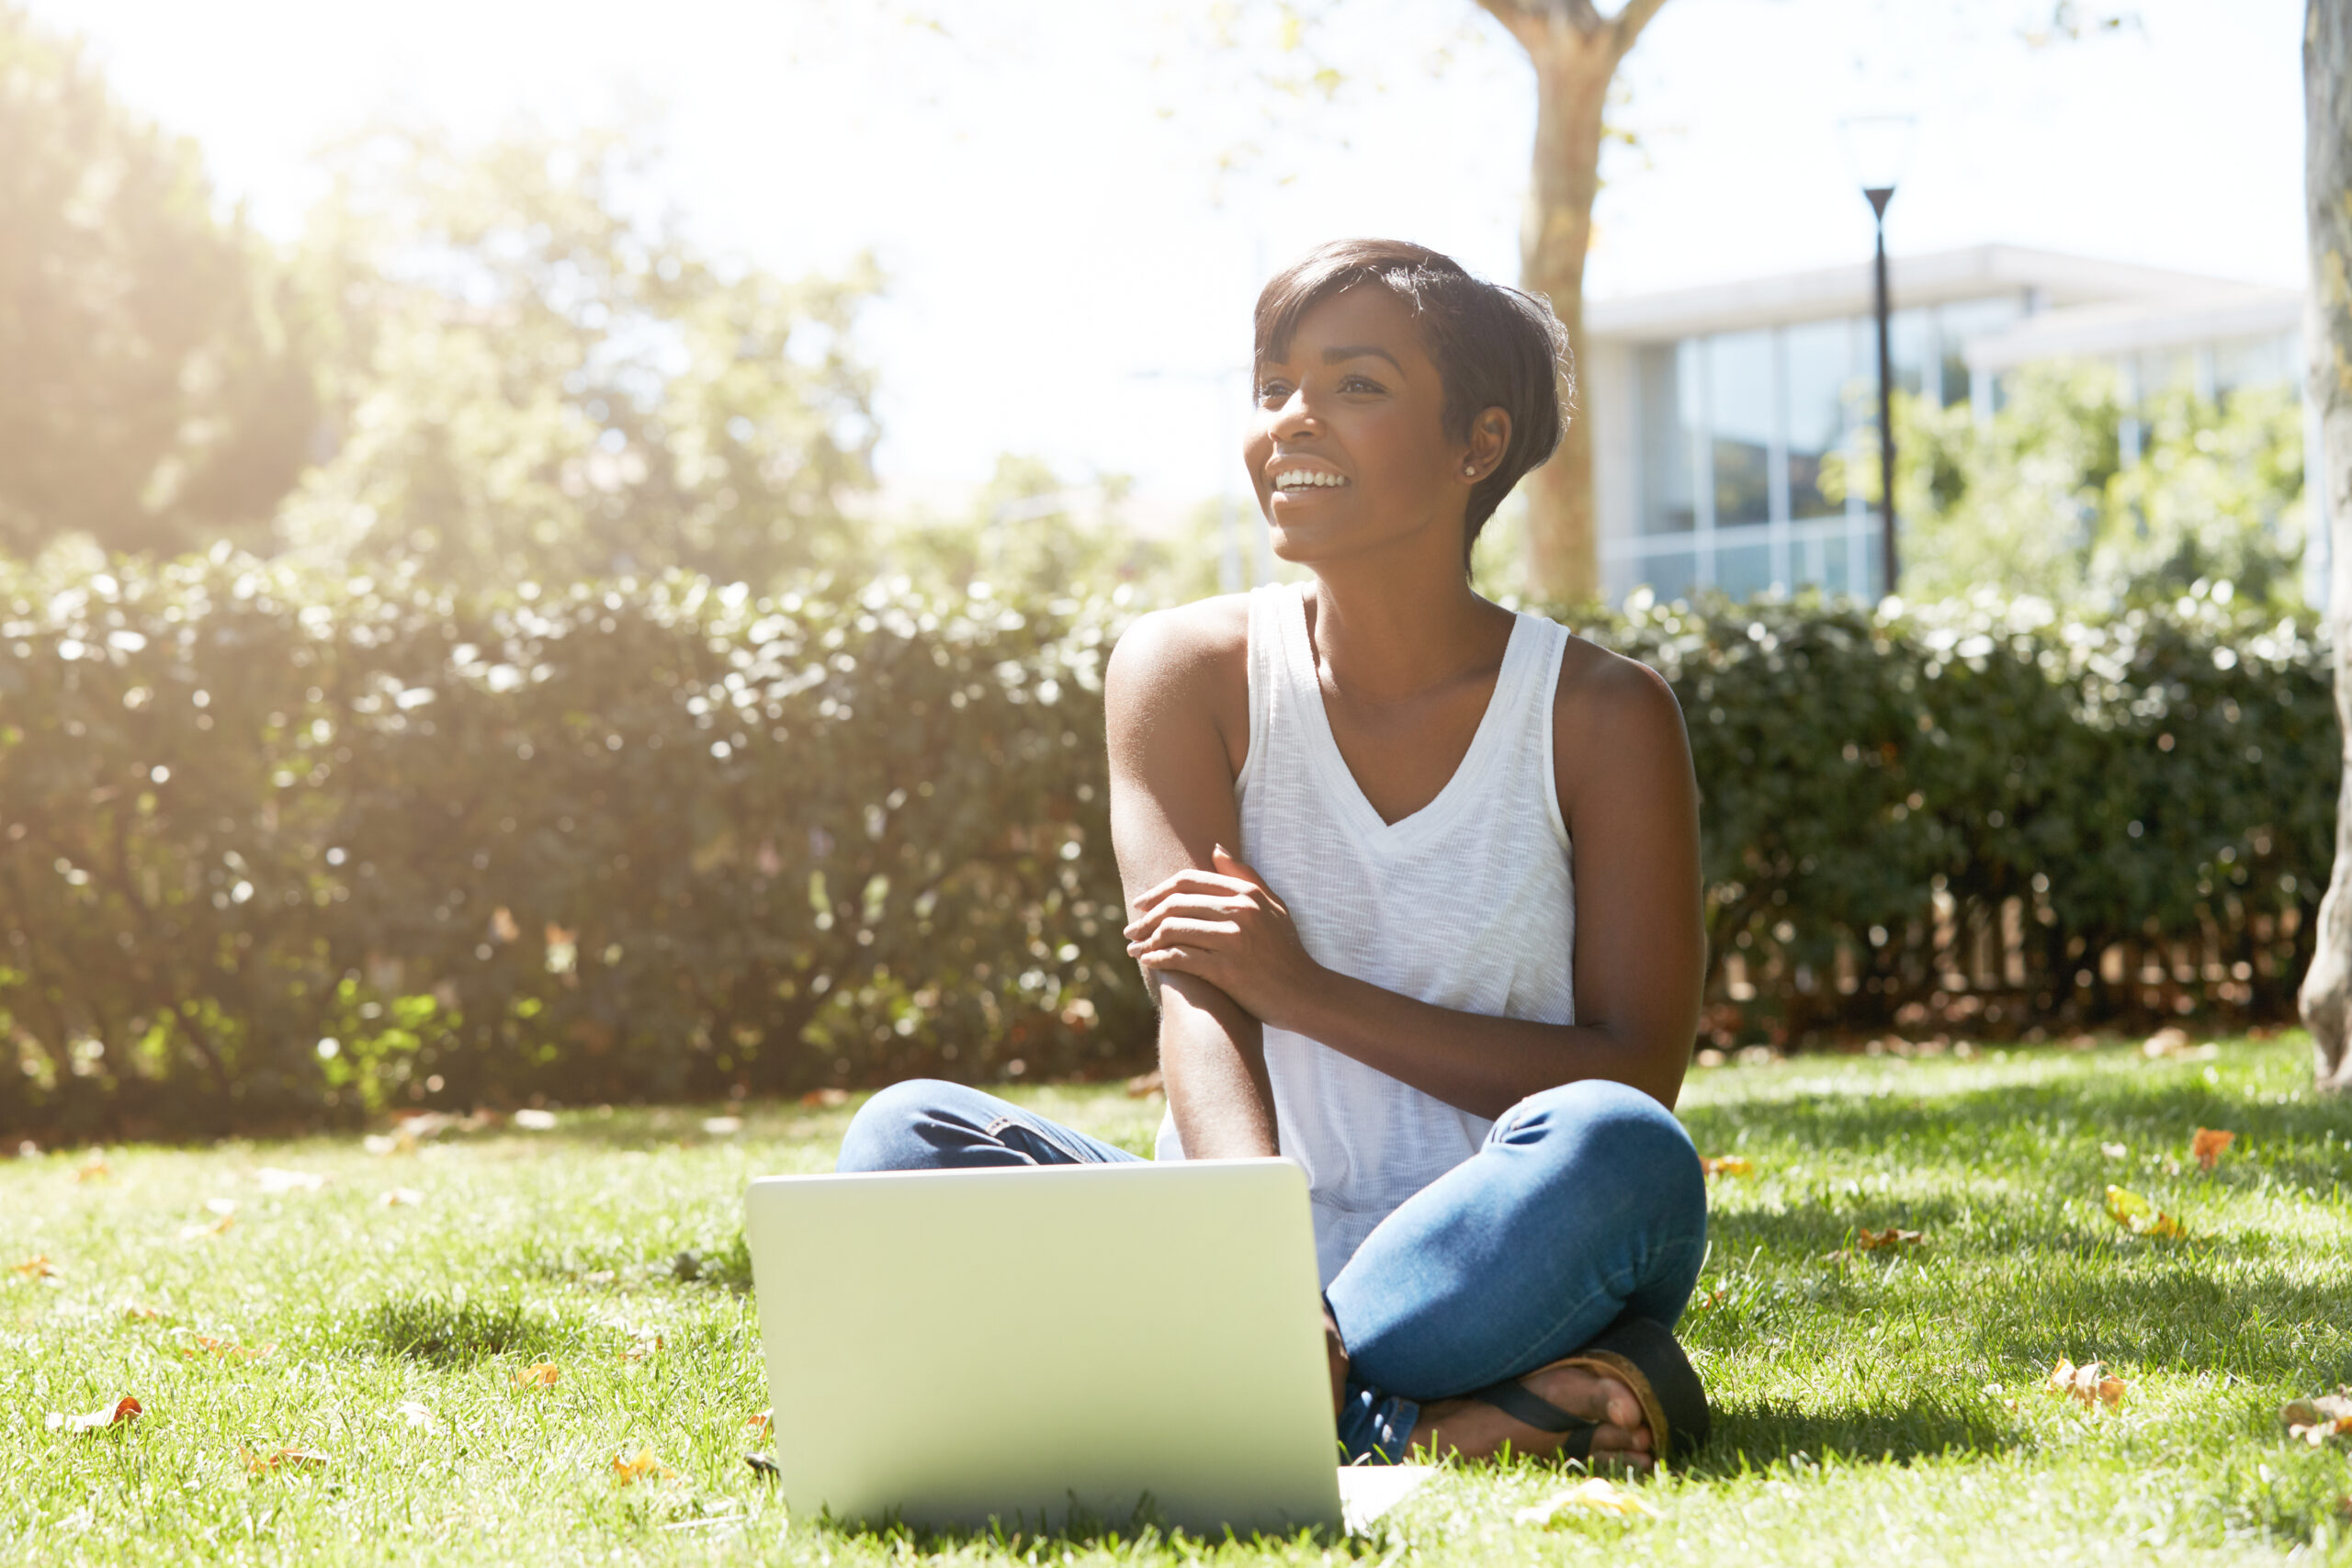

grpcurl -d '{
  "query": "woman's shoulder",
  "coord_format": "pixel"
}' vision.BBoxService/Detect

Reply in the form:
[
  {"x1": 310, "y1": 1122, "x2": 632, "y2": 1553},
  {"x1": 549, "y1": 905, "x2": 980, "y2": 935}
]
[
  {"x1": 1105, "y1": 592, "x2": 1253, "y2": 699},
  {"x1": 1544, "y1": 623, "x2": 1691, "y2": 801}
]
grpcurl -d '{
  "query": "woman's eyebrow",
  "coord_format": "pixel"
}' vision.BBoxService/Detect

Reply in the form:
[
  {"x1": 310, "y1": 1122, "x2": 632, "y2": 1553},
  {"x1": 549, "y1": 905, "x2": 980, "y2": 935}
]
[{"x1": 1320, "y1": 344, "x2": 1404, "y2": 371}]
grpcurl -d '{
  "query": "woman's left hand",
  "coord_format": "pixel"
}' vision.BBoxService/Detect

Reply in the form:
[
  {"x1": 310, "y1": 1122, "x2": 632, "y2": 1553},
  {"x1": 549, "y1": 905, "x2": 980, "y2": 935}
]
[{"x1": 1125, "y1": 846, "x2": 1323, "y2": 1029}]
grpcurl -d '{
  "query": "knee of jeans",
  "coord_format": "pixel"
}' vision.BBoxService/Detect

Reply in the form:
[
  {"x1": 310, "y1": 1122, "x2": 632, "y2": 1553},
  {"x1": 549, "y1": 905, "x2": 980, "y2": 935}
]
[
  {"x1": 835, "y1": 1077, "x2": 957, "y2": 1172},
  {"x1": 1509, "y1": 1080, "x2": 1704, "y2": 1224}
]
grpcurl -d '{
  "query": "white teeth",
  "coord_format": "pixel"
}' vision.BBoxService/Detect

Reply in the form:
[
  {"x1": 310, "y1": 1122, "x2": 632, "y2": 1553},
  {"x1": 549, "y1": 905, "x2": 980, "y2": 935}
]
[{"x1": 1274, "y1": 470, "x2": 1344, "y2": 489}]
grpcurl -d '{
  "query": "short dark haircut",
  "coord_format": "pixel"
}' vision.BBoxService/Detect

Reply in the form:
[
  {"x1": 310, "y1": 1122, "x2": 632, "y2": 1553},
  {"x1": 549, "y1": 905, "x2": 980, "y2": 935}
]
[{"x1": 1252, "y1": 238, "x2": 1572, "y2": 561}]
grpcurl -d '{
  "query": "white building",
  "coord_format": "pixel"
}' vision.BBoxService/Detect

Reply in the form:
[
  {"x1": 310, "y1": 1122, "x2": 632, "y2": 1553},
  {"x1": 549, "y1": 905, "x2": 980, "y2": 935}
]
[{"x1": 1579, "y1": 245, "x2": 2308, "y2": 605}]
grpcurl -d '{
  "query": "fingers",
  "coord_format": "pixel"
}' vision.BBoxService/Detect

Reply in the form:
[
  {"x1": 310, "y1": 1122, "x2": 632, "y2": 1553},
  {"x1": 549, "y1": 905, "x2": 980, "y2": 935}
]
[
  {"x1": 1131, "y1": 868, "x2": 1255, "y2": 913},
  {"x1": 1122, "y1": 893, "x2": 1250, "y2": 940},
  {"x1": 1127, "y1": 917, "x2": 1240, "y2": 956}
]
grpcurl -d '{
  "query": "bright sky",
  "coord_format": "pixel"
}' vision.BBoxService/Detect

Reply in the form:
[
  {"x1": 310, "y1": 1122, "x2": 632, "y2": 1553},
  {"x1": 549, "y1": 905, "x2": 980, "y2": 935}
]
[{"x1": 28, "y1": 0, "x2": 2309, "y2": 518}]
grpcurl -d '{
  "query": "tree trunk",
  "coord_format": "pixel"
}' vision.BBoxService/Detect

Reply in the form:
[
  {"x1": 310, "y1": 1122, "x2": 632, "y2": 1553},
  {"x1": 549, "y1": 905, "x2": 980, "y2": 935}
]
[
  {"x1": 1519, "y1": 28, "x2": 1616, "y2": 604},
  {"x1": 2297, "y1": 0, "x2": 2352, "y2": 1092},
  {"x1": 1482, "y1": 0, "x2": 1669, "y2": 605}
]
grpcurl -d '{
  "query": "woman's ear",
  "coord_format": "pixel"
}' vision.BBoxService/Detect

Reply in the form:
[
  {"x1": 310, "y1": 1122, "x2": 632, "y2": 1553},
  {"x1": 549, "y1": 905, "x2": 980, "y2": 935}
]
[{"x1": 1463, "y1": 407, "x2": 1511, "y2": 484}]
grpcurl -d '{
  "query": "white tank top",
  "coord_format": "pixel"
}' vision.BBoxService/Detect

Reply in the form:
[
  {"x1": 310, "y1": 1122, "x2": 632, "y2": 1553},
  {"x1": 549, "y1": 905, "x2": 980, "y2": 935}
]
[{"x1": 1155, "y1": 581, "x2": 1577, "y2": 1286}]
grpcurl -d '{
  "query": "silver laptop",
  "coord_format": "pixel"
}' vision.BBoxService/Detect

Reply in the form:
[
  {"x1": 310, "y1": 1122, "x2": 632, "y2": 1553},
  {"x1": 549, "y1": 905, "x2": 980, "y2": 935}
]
[{"x1": 746, "y1": 1156, "x2": 1394, "y2": 1536}]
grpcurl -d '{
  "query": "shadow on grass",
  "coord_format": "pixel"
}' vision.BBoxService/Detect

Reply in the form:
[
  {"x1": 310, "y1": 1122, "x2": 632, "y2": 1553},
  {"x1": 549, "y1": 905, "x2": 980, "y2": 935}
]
[
  {"x1": 1681, "y1": 1069, "x2": 2352, "y2": 1193},
  {"x1": 354, "y1": 1293, "x2": 572, "y2": 1367},
  {"x1": 1695, "y1": 1388, "x2": 2025, "y2": 1474},
  {"x1": 807, "y1": 1498, "x2": 1367, "y2": 1552}
]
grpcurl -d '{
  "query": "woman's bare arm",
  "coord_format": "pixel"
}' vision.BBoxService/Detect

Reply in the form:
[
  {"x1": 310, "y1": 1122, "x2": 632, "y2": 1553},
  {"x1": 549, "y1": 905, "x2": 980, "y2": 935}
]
[
  {"x1": 1103, "y1": 601, "x2": 1278, "y2": 1157},
  {"x1": 1125, "y1": 645, "x2": 1703, "y2": 1117}
]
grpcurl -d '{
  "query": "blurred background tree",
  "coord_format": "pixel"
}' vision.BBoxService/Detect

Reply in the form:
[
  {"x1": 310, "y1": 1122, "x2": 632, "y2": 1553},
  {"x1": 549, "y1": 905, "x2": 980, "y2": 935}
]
[
  {"x1": 278, "y1": 123, "x2": 879, "y2": 586},
  {"x1": 1820, "y1": 363, "x2": 2306, "y2": 611},
  {"x1": 0, "y1": 1, "x2": 317, "y2": 558}
]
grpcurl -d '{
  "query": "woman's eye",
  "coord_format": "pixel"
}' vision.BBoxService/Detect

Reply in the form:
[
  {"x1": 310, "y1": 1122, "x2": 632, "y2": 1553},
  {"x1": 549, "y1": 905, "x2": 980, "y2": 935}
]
[
  {"x1": 1256, "y1": 382, "x2": 1291, "y2": 402},
  {"x1": 1340, "y1": 375, "x2": 1385, "y2": 394}
]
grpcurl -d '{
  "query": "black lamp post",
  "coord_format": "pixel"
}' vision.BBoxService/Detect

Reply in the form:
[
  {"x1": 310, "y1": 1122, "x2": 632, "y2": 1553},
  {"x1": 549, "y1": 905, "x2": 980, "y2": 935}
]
[{"x1": 1839, "y1": 114, "x2": 1917, "y2": 599}]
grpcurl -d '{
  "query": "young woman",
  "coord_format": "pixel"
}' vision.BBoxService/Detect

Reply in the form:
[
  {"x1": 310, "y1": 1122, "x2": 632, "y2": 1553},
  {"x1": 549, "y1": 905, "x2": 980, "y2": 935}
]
[{"x1": 838, "y1": 239, "x2": 1710, "y2": 1469}]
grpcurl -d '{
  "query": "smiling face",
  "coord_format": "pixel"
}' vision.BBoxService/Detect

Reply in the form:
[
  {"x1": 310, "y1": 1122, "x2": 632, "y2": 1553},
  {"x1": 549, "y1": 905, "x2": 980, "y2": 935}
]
[{"x1": 1245, "y1": 284, "x2": 1510, "y2": 570}]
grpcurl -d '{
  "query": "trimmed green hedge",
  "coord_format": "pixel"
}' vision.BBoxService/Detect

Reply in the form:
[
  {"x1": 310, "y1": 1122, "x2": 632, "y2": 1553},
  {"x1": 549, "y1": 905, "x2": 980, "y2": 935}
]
[
  {"x1": 1, "y1": 557, "x2": 1142, "y2": 1136},
  {"x1": 0, "y1": 558, "x2": 2335, "y2": 1135},
  {"x1": 1607, "y1": 589, "x2": 2333, "y2": 1044}
]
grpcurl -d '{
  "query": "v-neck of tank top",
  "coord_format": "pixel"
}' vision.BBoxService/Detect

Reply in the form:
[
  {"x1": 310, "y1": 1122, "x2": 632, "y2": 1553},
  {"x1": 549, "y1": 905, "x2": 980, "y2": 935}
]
[{"x1": 1275, "y1": 581, "x2": 1534, "y2": 852}]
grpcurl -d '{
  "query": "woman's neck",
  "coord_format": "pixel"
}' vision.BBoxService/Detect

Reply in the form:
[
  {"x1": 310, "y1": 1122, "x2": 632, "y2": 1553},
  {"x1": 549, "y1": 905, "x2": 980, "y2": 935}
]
[{"x1": 1301, "y1": 559, "x2": 1512, "y2": 704}]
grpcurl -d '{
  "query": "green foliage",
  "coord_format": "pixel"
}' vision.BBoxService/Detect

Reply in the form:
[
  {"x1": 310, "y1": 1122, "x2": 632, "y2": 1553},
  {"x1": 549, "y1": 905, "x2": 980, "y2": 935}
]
[
  {"x1": 0, "y1": 557, "x2": 2331, "y2": 1134},
  {"x1": 1873, "y1": 364, "x2": 2307, "y2": 611},
  {"x1": 279, "y1": 123, "x2": 879, "y2": 587},
  {"x1": 1609, "y1": 586, "x2": 2335, "y2": 1044},
  {"x1": 0, "y1": 554, "x2": 1144, "y2": 1137},
  {"x1": 874, "y1": 456, "x2": 1181, "y2": 601},
  {"x1": 0, "y1": 3, "x2": 317, "y2": 556}
]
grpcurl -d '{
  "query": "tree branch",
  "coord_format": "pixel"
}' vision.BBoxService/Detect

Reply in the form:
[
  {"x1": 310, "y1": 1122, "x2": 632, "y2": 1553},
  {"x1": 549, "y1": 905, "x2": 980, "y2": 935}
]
[
  {"x1": 1611, "y1": 0, "x2": 1671, "y2": 55},
  {"x1": 1477, "y1": 0, "x2": 1611, "y2": 52}
]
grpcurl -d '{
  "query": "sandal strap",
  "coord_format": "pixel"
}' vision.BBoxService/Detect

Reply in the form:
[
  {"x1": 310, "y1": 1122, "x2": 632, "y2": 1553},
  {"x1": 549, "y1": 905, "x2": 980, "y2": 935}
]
[
  {"x1": 1469, "y1": 1376, "x2": 1598, "y2": 1461},
  {"x1": 1568, "y1": 1314, "x2": 1712, "y2": 1462}
]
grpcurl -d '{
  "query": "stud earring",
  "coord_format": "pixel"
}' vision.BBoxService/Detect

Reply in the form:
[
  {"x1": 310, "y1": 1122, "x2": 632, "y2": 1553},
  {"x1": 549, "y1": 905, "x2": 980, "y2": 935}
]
[{"x1": 1463, "y1": 464, "x2": 1478, "y2": 478}]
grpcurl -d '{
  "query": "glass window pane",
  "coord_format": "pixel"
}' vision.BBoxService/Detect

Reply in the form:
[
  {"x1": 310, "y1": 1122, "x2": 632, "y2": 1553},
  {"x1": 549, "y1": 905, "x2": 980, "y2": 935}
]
[
  {"x1": 1710, "y1": 330, "x2": 1773, "y2": 528},
  {"x1": 1715, "y1": 539, "x2": 1773, "y2": 602},
  {"x1": 1783, "y1": 320, "x2": 1855, "y2": 522},
  {"x1": 1633, "y1": 547, "x2": 1701, "y2": 604},
  {"x1": 1637, "y1": 343, "x2": 1697, "y2": 535},
  {"x1": 2212, "y1": 333, "x2": 2294, "y2": 395},
  {"x1": 1934, "y1": 297, "x2": 2022, "y2": 407}
]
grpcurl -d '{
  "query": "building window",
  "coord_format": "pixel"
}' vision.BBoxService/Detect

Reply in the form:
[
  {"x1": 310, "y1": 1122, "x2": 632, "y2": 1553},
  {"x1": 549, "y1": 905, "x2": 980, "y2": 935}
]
[{"x1": 1613, "y1": 295, "x2": 2036, "y2": 604}]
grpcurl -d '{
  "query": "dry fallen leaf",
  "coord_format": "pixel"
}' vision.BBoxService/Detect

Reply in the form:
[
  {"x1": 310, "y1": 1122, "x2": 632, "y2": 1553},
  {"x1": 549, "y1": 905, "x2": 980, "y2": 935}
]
[
  {"x1": 797, "y1": 1089, "x2": 850, "y2": 1109},
  {"x1": 362, "y1": 1130, "x2": 416, "y2": 1157},
  {"x1": 243, "y1": 1446, "x2": 331, "y2": 1473},
  {"x1": 1125, "y1": 1068, "x2": 1164, "y2": 1099},
  {"x1": 2142, "y1": 1026, "x2": 2191, "y2": 1059},
  {"x1": 2285, "y1": 1392, "x2": 2352, "y2": 1446},
  {"x1": 379, "y1": 1188, "x2": 423, "y2": 1207},
  {"x1": 120, "y1": 1303, "x2": 166, "y2": 1321},
  {"x1": 2104, "y1": 1185, "x2": 2188, "y2": 1239},
  {"x1": 1825, "y1": 1227, "x2": 1924, "y2": 1263},
  {"x1": 1857, "y1": 1226, "x2": 1923, "y2": 1250},
  {"x1": 2191, "y1": 1127, "x2": 2235, "y2": 1172},
  {"x1": 44, "y1": 1394, "x2": 141, "y2": 1433},
  {"x1": 12, "y1": 1255, "x2": 56, "y2": 1278},
  {"x1": 513, "y1": 1108, "x2": 559, "y2": 1131},
  {"x1": 74, "y1": 1156, "x2": 111, "y2": 1182},
  {"x1": 611, "y1": 1450, "x2": 678, "y2": 1484},
  {"x1": 624, "y1": 1332, "x2": 664, "y2": 1363},
  {"x1": 515, "y1": 1361, "x2": 561, "y2": 1388},
  {"x1": 1514, "y1": 1476, "x2": 1659, "y2": 1524},
  {"x1": 2046, "y1": 1357, "x2": 2128, "y2": 1408},
  {"x1": 745, "y1": 1410, "x2": 774, "y2": 1436},
  {"x1": 1701, "y1": 1156, "x2": 1755, "y2": 1179},
  {"x1": 179, "y1": 1334, "x2": 271, "y2": 1361},
  {"x1": 176, "y1": 1213, "x2": 234, "y2": 1240},
  {"x1": 252, "y1": 1168, "x2": 327, "y2": 1194}
]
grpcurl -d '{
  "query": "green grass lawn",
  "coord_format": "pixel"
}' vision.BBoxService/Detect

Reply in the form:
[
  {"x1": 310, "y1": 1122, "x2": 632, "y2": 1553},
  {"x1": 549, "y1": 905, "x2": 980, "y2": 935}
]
[{"x1": 6, "y1": 1036, "x2": 2352, "y2": 1564}]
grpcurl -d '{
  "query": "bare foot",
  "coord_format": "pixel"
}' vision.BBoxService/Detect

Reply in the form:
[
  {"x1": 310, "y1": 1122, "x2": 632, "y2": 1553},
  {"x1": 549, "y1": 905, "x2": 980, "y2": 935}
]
[{"x1": 1408, "y1": 1362, "x2": 1654, "y2": 1470}]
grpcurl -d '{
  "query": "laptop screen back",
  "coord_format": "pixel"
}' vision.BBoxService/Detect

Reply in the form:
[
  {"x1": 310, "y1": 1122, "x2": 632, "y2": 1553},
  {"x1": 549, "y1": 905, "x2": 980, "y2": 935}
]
[{"x1": 746, "y1": 1157, "x2": 1341, "y2": 1535}]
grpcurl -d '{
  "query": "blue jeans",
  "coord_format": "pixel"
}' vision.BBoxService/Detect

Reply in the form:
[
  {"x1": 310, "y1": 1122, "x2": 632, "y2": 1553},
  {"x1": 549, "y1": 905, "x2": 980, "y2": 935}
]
[{"x1": 835, "y1": 1077, "x2": 1708, "y2": 1462}]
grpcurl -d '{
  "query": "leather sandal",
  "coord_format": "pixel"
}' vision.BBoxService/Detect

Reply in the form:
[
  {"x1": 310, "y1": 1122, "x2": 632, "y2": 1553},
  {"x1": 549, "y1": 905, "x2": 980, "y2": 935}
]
[{"x1": 1467, "y1": 1312, "x2": 1710, "y2": 1463}]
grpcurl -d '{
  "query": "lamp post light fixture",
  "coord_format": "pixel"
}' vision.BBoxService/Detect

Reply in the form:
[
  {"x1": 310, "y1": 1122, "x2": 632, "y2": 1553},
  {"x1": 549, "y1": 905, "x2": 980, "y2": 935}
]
[{"x1": 1838, "y1": 113, "x2": 1917, "y2": 599}]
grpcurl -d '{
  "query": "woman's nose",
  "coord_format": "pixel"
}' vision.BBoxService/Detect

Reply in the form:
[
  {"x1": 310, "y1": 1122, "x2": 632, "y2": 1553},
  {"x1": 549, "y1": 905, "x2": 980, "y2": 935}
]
[{"x1": 1271, "y1": 389, "x2": 1320, "y2": 440}]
